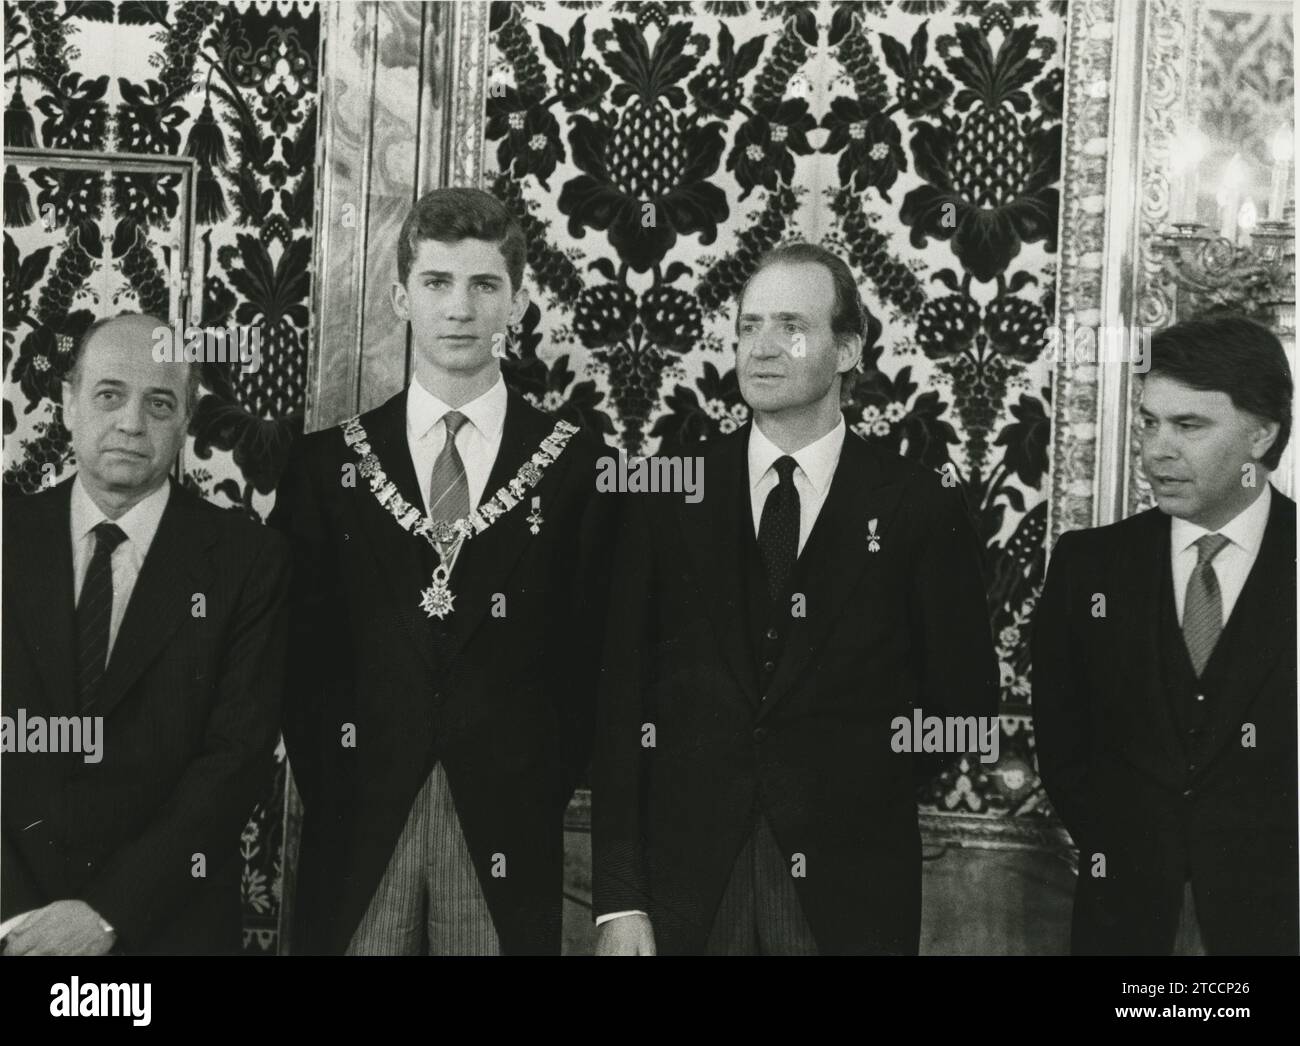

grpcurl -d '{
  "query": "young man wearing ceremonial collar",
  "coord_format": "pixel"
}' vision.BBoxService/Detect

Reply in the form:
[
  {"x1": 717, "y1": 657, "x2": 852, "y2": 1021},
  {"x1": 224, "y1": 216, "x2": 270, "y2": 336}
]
[
  {"x1": 272, "y1": 187, "x2": 614, "y2": 955},
  {"x1": 593, "y1": 243, "x2": 998, "y2": 954}
]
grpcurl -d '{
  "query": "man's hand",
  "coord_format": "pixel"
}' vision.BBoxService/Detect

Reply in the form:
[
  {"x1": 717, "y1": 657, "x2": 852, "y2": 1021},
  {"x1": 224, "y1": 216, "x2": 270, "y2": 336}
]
[
  {"x1": 4, "y1": 901, "x2": 116, "y2": 956},
  {"x1": 595, "y1": 913, "x2": 656, "y2": 956}
]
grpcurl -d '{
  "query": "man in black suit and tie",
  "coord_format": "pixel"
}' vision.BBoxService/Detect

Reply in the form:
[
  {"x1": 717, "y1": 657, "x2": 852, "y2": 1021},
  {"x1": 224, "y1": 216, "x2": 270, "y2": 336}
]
[
  {"x1": 2, "y1": 313, "x2": 290, "y2": 955},
  {"x1": 593, "y1": 243, "x2": 999, "y2": 955},
  {"x1": 272, "y1": 187, "x2": 612, "y2": 955},
  {"x1": 1034, "y1": 313, "x2": 1297, "y2": 955}
]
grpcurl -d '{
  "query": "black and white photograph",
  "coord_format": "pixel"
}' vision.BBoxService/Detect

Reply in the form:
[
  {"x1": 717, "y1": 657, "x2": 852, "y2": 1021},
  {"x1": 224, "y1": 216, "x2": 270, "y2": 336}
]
[{"x1": 0, "y1": 0, "x2": 1296, "y2": 1024}]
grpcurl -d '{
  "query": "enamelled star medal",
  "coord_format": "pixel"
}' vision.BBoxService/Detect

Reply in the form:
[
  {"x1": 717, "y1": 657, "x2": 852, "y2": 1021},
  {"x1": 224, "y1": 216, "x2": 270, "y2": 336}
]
[{"x1": 342, "y1": 416, "x2": 580, "y2": 618}]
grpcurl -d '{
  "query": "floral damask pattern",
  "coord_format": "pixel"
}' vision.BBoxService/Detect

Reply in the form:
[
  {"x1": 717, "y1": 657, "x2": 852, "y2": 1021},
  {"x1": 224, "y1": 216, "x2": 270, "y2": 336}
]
[
  {"x1": 3, "y1": 0, "x2": 1070, "y2": 950},
  {"x1": 2, "y1": 0, "x2": 318, "y2": 953},
  {"x1": 487, "y1": 0, "x2": 1064, "y2": 821}
]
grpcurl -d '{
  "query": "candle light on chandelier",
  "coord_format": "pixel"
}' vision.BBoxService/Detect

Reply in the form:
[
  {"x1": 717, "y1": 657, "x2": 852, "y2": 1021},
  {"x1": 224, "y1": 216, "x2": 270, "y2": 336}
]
[
  {"x1": 1237, "y1": 199, "x2": 1259, "y2": 245},
  {"x1": 1269, "y1": 125, "x2": 1294, "y2": 221},
  {"x1": 1217, "y1": 153, "x2": 1249, "y2": 243},
  {"x1": 1171, "y1": 127, "x2": 1209, "y2": 223}
]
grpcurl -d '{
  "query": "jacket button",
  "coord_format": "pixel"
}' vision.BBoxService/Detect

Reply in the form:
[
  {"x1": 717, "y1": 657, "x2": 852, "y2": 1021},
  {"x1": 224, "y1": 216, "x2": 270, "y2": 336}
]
[
  {"x1": 1183, "y1": 788, "x2": 1194, "y2": 800},
  {"x1": 753, "y1": 727, "x2": 768, "y2": 743},
  {"x1": 762, "y1": 660, "x2": 775, "y2": 673},
  {"x1": 1195, "y1": 693, "x2": 1205, "y2": 702},
  {"x1": 766, "y1": 627, "x2": 778, "y2": 641}
]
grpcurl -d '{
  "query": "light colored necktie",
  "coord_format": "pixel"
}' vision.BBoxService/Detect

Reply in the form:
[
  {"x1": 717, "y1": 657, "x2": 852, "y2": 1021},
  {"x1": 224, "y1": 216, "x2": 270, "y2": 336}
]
[
  {"x1": 427, "y1": 411, "x2": 471, "y2": 522},
  {"x1": 1182, "y1": 532, "x2": 1230, "y2": 677}
]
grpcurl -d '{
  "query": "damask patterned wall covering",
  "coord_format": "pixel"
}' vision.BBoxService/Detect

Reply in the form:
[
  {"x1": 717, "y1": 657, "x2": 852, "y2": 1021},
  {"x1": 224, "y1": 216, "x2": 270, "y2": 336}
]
[
  {"x1": 4, "y1": 0, "x2": 1069, "y2": 953},
  {"x1": 1193, "y1": 2, "x2": 1293, "y2": 231},
  {"x1": 485, "y1": 0, "x2": 1065, "y2": 826},
  {"x1": 2, "y1": 0, "x2": 319, "y2": 953}
]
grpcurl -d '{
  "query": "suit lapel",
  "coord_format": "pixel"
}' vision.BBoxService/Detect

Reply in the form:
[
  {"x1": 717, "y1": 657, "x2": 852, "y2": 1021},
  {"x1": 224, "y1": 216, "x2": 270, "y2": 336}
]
[
  {"x1": 1137, "y1": 510, "x2": 1191, "y2": 782},
  {"x1": 434, "y1": 389, "x2": 559, "y2": 667},
  {"x1": 10, "y1": 479, "x2": 78, "y2": 716},
  {"x1": 677, "y1": 428, "x2": 760, "y2": 707},
  {"x1": 346, "y1": 388, "x2": 443, "y2": 677},
  {"x1": 87, "y1": 479, "x2": 217, "y2": 719},
  {"x1": 1198, "y1": 489, "x2": 1296, "y2": 760},
  {"x1": 760, "y1": 431, "x2": 904, "y2": 716}
]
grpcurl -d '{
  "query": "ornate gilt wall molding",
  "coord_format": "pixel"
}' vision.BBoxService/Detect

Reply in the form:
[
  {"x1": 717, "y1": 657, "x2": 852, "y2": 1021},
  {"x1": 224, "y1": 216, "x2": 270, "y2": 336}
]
[
  {"x1": 1049, "y1": 0, "x2": 1120, "y2": 543},
  {"x1": 309, "y1": 0, "x2": 492, "y2": 430},
  {"x1": 450, "y1": 1, "x2": 491, "y2": 189},
  {"x1": 308, "y1": 0, "x2": 378, "y2": 430},
  {"x1": 1126, "y1": 0, "x2": 1201, "y2": 517},
  {"x1": 1050, "y1": 0, "x2": 1200, "y2": 537}
]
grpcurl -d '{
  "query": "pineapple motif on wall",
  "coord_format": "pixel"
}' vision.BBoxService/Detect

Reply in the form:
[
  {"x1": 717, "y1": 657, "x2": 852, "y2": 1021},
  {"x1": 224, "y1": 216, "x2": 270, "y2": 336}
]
[
  {"x1": 486, "y1": 0, "x2": 1065, "y2": 822},
  {"x1": 2, "y1": 0, "x2": 319, "y2": 953}
]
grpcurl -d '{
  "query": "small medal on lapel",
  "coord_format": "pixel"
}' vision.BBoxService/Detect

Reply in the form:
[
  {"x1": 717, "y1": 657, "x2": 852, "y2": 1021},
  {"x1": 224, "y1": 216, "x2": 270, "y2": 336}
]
[
  {"x1": 527, "y1": 496, "x2": 544, "y2": 535},
  {"x1": 867, "y1": 517, "x2": 881, "y2": 553}
]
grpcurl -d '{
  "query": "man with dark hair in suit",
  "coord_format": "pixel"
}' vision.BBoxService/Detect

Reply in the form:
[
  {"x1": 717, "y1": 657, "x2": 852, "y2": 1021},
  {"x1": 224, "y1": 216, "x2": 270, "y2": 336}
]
[
  {"x1": 593, "y1": 243, "x2": 999, "y2": 955},
  {"x1": 272, "y1": 186, "x2": 613, "y2": 955},
  {"x1": 1034, "y1": 312, "x2": 1297, "y2": 955},
  {"x1": 2, "y1": 313, "x2": 290, "y2": 955}
]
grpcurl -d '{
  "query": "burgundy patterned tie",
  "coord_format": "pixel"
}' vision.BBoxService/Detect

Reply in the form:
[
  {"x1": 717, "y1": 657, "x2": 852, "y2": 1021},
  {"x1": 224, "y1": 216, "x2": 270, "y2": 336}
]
[
  {"x1": 758, "y1": 456, "x2": 800, "y2": 602},
  {"x1": 76, "y1": 521, "x2": 127, "y2": 709},
  {"x1": 1182, "y1": 532, "x2": 1230, "y2": 677}
]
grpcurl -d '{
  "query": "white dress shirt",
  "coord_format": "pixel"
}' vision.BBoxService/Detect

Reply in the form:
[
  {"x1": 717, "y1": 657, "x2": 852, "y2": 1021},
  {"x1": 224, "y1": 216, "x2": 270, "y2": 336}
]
[
  {"x1": 406, "y1": 373, "x2": 508, "y2": 513},
  {"x1": 1170, "y1": 482, "x2": 1273, "y2": 627},
  {"x1": 70, "y1": 474, "x2": 171, "y2": 661},
  {"x1": 596, "y1": 416, "x2": 849, "y2": 929},
  {"x1": 747, "y1": 415, "x2": 847, "y2": 553}
]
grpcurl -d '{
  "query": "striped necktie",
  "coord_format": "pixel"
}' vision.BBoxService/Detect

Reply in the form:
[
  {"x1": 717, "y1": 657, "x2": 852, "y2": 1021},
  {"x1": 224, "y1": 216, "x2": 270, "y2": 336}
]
[
  {"x1": 76, "y1": 521, "x2": 127, "y2": 709},
  {"x1": 1182, "y1": 532, "x2": 1230, "y2": 677},
  {"x1": 428, "y1": 411, "x2": 471, "y2": 524}
]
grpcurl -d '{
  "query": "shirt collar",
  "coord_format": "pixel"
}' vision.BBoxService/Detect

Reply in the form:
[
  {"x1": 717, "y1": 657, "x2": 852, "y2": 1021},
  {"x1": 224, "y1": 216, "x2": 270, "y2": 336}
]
[
  {"x1": 1170, "y1": 482, "x2": 1273, "y2": 558},
  {"x1": 407, "y1": 372, "x2": 508, "y2": 443},
  {"x1": 748, "y1": 415, "x2": 846, "y2": 497},
  {"x1": 71, "y1": 473, "x2": 171, "y2": 556}
]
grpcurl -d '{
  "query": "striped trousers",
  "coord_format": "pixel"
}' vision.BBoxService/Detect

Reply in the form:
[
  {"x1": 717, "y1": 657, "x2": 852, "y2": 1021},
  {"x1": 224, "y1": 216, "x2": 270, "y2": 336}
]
[
  {"x1": 1171, "y1": 880, "x2": 1207, "y2": 955},
  {"x1": 346, "y1": 762, "x2": 500, "y2": 955},
  {"x1": 705, "y1": 814, "x2": 819, "y2": 955}
]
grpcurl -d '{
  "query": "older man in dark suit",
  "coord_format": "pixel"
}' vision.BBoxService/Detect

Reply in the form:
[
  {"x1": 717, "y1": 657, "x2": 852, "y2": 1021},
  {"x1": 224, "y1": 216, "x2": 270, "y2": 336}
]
[
  {"x1": 2, "y1": 312, "x2": 290, "y2": 955},
  {"x1": 593, "y1": 243, "x2": 999, "y2": 955},
  {"x1": 1034, "y1": 313, "x2": 1297, "y2": 955}
]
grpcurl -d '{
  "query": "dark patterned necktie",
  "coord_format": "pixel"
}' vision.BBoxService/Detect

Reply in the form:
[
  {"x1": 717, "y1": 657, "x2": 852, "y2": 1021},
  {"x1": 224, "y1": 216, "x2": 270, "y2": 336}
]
[
  {"x1": 758, "y1": 456, "x2": 800, "y2": 602},
  {"x1": 1182, "y1": 532, "x2": 1230, "y2": 677},
  {"x1": 428, "y1": 411, "x2": 471, "y2": 522},
  {"x1": 76, "y1": 521, "x2": 127, "y2": 709}
]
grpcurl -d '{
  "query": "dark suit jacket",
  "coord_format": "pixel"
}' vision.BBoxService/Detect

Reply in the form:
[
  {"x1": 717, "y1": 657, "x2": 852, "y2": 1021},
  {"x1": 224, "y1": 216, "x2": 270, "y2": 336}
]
[
  {"x1": 1032, "y1": 489, "x2": 1298, "y2": 955},
  {"x1": 270, "y1": 387, "x2": 614, "y2": 955},
  {"x1": 2, "y1": 476, "x2": 290, "y2": 955},
  {"x1": 592, "y1": 425, "x2": 999, "y2": 954}
]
